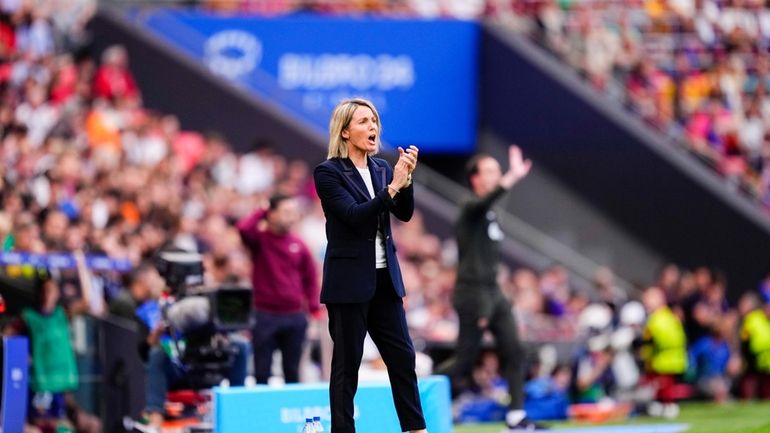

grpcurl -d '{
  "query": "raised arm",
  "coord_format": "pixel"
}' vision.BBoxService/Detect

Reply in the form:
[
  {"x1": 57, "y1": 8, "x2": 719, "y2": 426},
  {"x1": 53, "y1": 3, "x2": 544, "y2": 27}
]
[
  {"x1": 236, "y1": 208, "x2": 268, "y2": 253},
  {"x1": 388, "y1": 145, "x2": 418, "y2": 222},
  {"x1": 466, "y1": 145, "x2": 531, "y2": 215},
  {"x1": 391, "y1": 182, "x2": 414, "y2": 222}
]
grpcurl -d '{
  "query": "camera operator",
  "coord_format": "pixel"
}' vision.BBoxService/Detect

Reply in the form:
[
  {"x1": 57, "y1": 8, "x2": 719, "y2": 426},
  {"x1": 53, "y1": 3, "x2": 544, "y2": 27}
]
[
  {"x1": 237, "y1": 193, "x2": 320, "y2": 384},
  {"x1": 109, "y1": 260, "x2": 249, "y2": 431}
]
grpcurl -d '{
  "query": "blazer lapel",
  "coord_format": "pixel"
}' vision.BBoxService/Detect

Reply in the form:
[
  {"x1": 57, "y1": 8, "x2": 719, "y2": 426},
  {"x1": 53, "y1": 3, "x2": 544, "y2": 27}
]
[
  {"x1": 369, "y1": 157, "x2": 390, "y2": 235},
  {"x1": 369, "y1": 157, "x2": 386, "y2": 192},
  {"x1": 340, "y1": 158, "x2": 371, "y2": 202}
]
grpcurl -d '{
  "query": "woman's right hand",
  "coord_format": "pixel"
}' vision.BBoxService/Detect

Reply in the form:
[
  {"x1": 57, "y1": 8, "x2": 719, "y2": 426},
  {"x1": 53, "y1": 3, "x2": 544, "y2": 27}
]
[{"x1": 390, "y1": 146, "x2": 418, "y2": 191}]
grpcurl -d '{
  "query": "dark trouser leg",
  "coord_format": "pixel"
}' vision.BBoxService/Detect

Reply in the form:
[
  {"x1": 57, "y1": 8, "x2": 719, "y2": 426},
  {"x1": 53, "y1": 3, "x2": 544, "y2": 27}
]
[
  {"x1": 145, "y1": 346, "x2": 186, "y2": 413},
  {"x1": 227, "y1": 336, "x2": 249, "y2": 386},
  {"x1": 368, "y1": 269, "x2": 426, "y2": 432},
  {"x1": 738, "y1": 373, "x2": 754, "y2": 399},
  {"x1": 435, "y1": 292, "x2": 485, "y2": 397},
  {"x1": 252, "y1": 311, "x2": 279, "y2": 384},
  {"x1": 761, "y1": 373, "x2": 770, "y2": 399},
  {"x1": 488, "y1": 295, "x2": 525, "y2": 410},
  {"x1": 327, "y1": 302, "x2": 368, "y2": 433},
  {"x1": 277, "y1": 312, "x2": 308, "y2": 383}
]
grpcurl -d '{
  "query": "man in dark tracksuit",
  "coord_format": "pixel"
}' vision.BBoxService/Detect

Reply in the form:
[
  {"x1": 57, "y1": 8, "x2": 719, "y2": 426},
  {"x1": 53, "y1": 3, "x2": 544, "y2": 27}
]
[{"x1": 438, "y1": 145, "x2": 542, "y2": 431}]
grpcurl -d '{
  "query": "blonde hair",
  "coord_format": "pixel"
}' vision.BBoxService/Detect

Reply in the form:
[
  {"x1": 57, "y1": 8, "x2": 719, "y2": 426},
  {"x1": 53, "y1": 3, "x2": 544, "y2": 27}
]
[{"x1": 327, "y1": 98, "x2": 382, "y2": 159}]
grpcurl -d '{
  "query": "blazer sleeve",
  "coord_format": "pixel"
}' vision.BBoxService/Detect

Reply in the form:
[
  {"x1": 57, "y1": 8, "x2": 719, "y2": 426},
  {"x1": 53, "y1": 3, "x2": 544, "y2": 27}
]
[
  {"x1": 391, "y1": 182, "x2": 414, "y2": 222},
  {"x1": 314, "y1": 163, "x2": 398, "y2": 227},
  {"x1": 377, "y1": 157, "x2": 413, "y2": 222}
]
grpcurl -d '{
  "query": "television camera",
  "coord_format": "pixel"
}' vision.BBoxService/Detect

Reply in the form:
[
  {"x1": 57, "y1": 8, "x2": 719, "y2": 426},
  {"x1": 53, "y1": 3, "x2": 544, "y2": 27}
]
[{"x1": 154, "y1": 250, "x2": 253, "y2": 390}]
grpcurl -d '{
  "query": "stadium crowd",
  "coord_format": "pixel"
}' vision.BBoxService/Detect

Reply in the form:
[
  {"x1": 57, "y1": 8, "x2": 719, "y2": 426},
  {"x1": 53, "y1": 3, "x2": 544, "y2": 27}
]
[
  {"x1": 498, "y1": 0, "x2": 770, "y2": 213},
  {"x1": 1, "y1": 0, "x2": 770, "y2": 432}
]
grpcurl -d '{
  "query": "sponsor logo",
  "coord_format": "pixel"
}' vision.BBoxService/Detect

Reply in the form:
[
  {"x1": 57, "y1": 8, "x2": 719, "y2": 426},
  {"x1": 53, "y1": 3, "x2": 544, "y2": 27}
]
[{"x1": 205, "y1": 30, "x2": 262, "y2": 79}]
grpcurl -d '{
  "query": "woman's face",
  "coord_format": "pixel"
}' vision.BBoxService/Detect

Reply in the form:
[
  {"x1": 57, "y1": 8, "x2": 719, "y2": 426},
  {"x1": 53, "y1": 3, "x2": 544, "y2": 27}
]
[{"x1": 342, "y1": 105, "x2": 379, "y2": 157}]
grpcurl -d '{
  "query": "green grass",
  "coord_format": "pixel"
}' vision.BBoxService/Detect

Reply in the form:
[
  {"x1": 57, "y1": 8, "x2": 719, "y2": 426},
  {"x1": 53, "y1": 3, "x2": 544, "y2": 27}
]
[{"x1": 454, "y1": 402, "x2": 770, "y2": 433}]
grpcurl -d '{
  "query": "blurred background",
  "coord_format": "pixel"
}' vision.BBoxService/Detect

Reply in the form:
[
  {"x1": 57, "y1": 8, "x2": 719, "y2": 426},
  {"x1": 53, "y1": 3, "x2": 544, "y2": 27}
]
[{"x1": 1, "y1": 0, "x2": 770, "y2": 432}]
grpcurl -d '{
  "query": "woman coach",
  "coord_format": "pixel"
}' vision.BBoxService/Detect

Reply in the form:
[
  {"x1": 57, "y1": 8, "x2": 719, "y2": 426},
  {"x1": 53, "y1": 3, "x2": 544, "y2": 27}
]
[{"x1": 313, "y1": 98, "x2": 427, "y2": 433}]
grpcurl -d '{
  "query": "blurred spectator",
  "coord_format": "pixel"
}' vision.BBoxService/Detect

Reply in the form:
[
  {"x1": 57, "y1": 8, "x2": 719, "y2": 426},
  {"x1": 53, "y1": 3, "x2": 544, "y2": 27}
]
[
  {"x1": 656, "y1": 263, "x2": 681, "y2": 303},
  {"x1": 452, "y1": 350, "x2": 509, "y2": 423},
  {"x1": 737, "y1": 291, "x2": 770, "y2": 399},
  {"x1": 108, "y1": 261, "x2": 163, "y2": 323},
  {"x1": 611, "y1": 301, "x2": 646, "y2": 398},
  {"x1": 641, "y1": 286, "x2": 690, "y2": 416},
  {"x1": 593, "y1": 266, "x2": 627, "y2": 323},
  {"x1": 92, "y1": 45, "x2": 140, "y2": 104},
  {"x1": 687, "y1": 318, "x2": 740, "y2": 402},
  {"x1": 572, "y1": 304, "x2": 615, "y2": 403},
  {"x1": 5, "y1": 275, "x2": 101, "y2": 433},
  {"x1": 682, "y1": 269, "x2": 731, "y2": 345},
  {"x1": 236, "y1": 193, "x2": 320, "y2": 384},
  {"x1": 522, "y1": 361, "x2": 570, "y2": 422}
]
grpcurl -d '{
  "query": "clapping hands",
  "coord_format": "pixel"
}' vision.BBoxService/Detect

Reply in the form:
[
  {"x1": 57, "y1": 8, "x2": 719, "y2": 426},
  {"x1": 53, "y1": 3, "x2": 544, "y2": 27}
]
[{"x1": 390, "y1": 145, "x2": 418, "y2": 192}]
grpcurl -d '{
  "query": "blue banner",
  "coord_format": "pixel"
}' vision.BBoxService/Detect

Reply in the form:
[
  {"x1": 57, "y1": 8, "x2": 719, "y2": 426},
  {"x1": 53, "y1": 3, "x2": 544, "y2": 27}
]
[
  {"x1": 1, "y1": 337, "x2": 29, "y2": 433},
  {"x1": 138, "y1": 10, "x2": 479, "y2": 153},
  {"x1": 215, "y1": 375, "x2": 452, "y2": 433},
  {"x1": 0, "y1": 252, "x2": 132, "y2": 272}
]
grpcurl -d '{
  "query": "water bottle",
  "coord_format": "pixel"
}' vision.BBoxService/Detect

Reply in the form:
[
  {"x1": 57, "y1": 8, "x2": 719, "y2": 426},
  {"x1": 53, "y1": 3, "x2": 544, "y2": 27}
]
[
  {"x1": 313, "y1": 416, "x2": 324, "y2": 432},
  {"x1": 301, "y1": 418, "x2": 316, "y2": 433}
]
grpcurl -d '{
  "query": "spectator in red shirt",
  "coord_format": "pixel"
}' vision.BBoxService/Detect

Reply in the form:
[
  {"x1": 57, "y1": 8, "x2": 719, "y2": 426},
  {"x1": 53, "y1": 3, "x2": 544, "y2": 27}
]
[
  {"x1": 237, "y1": 193, "x2": 319, "y2": 384},
  {"x1": 92, "y1": 44, "x2": 140, "y2": 104}
]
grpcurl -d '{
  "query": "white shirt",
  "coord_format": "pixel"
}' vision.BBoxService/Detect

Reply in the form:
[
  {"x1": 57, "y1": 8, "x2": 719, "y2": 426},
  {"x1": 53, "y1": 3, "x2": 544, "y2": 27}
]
[{"x1": 356, "y1": 166, "x2": 388, "y2": 269}]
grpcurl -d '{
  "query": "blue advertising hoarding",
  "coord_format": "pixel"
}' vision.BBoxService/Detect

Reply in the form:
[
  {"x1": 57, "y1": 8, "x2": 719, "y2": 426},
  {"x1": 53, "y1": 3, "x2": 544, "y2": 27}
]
[
  {"x1": 139, "y1": 10, "x2": 478, "y2": 153},
  {"x1": 1, "y1": 337, "x2": 28, "y2": 433},
  {"x1": 215, "y1": 375, "x2": 452, "y2": 433}
]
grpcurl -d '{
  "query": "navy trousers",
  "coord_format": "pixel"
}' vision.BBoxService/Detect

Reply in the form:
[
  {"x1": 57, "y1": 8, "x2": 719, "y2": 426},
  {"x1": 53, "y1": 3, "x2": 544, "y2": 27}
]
[
  {"x1": 252, "y1": 310, "x2": 308, "y2": 384},
  {"x1": 326, "y1": 269, "x2": 426, "y2": 433}
]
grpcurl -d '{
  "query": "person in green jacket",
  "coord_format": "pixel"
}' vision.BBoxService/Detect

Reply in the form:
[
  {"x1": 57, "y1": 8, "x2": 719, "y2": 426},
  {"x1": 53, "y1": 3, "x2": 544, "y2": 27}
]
[
  {"x1": 7, "y1": 273, "x2": 101, "y2": 433},
  {"x1": 737, "y1": 292, "x2": 770, "y2": 399}
]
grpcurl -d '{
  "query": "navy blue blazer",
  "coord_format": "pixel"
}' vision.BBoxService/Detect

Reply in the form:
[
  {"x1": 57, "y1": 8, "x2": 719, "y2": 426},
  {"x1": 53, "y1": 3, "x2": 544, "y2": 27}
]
[{"x1": 313, "y1": 156, "x2": 414, "y2": 304}]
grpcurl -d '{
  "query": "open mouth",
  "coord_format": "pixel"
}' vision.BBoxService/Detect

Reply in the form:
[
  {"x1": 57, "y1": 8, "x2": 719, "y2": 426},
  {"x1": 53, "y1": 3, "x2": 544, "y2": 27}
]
[{"x1": 368, "y1": 134, "x2": 376, "y2": 145}]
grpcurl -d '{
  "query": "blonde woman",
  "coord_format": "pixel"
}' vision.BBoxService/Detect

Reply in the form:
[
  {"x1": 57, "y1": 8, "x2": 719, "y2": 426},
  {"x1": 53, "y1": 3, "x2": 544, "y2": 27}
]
[{"x1": 313, "y1": 98, "x2": 426, "y2": 433}]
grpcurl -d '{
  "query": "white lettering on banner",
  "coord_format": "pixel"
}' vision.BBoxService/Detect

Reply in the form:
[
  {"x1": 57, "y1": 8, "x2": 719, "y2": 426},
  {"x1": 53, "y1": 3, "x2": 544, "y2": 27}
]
[
  {"x1": 11, "y1": 367, "x2": 24, "y2": 389},
  {"x1": 279, "y1": 405, "x2": 358, "y2": 423},
  {"x1": 47, "y1": 254, "x2": 70, "y2": 269},
  {"x1": 204, "y1": 30, "x2": 262, "y2": 79},
  {"x1": 11, "y1": 368, "x2": 23, "y2": 382},
  {"x1": 278, "y1": 54, "x2": 415, "y2": 91},
  {"x1": 303, "y1": 91, "x2": 387, "y2": 115},
  {"x1": 3, "y1": 252, "x2": 21, "y2": 264}
]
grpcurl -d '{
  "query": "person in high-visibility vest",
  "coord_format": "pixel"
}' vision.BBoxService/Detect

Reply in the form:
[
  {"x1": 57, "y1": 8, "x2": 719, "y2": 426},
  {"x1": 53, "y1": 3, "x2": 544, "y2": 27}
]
[
  {"x1": 642, "y1": 286, "x2": 688, "y2": 376},
  {"x1": 737, "y1": 292, "x2": 770, "y2": 399},
  {"x1": 641, "y1": 286, "x2": 690, "y2": 417}
]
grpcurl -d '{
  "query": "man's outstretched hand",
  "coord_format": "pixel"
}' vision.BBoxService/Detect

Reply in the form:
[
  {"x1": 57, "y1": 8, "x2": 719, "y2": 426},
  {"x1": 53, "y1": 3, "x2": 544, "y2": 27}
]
[{"x1": 500, "y1": 145, "x2": 532, "y2": 189}]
